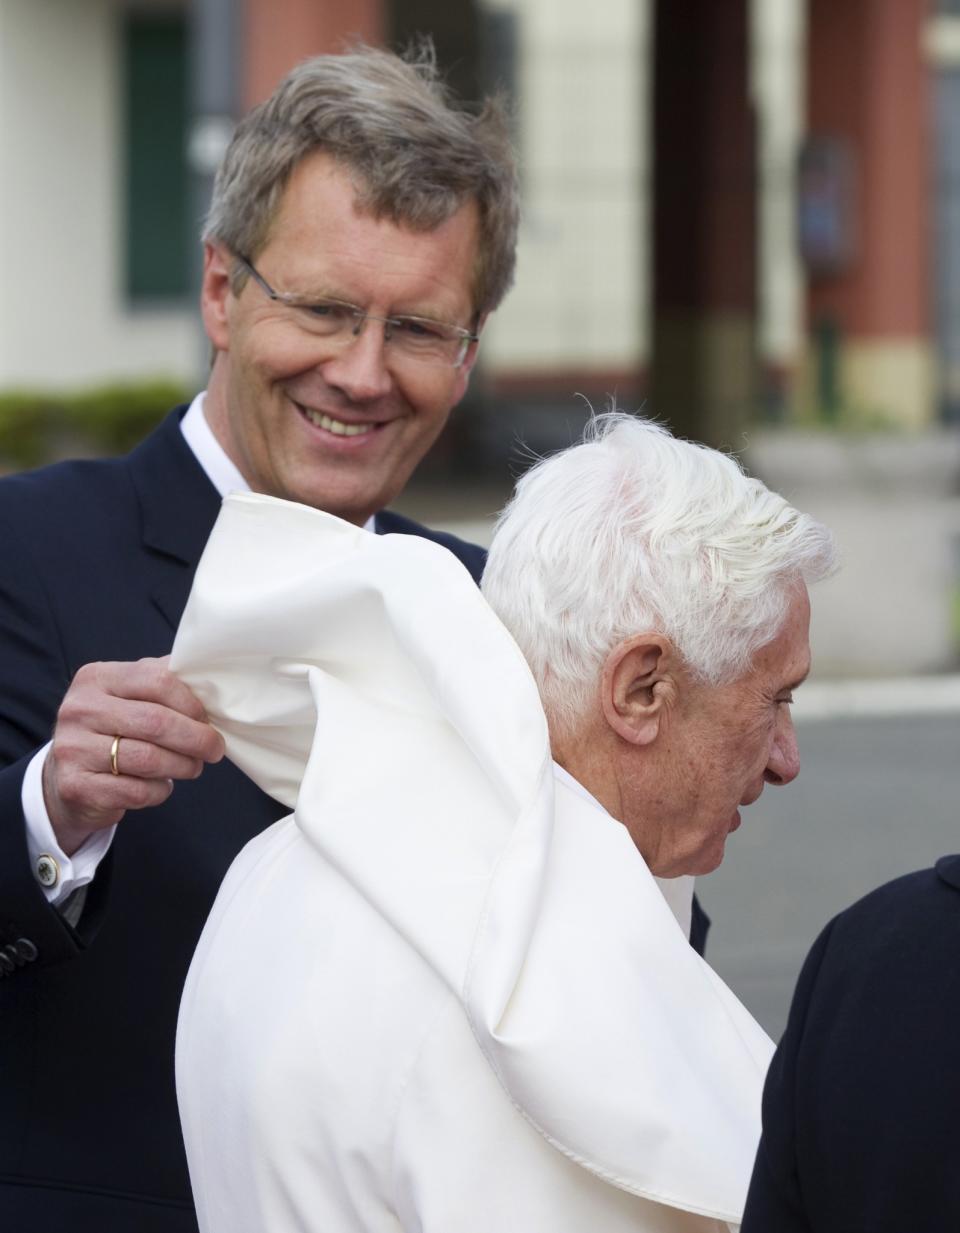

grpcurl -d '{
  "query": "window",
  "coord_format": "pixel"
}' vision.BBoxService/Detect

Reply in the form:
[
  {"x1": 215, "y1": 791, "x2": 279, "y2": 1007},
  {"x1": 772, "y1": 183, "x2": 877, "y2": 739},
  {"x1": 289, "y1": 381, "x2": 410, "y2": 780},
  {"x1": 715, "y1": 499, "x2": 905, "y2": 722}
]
[{"x1": 123, "y1": 12, "x2": 190, "y2": 301}]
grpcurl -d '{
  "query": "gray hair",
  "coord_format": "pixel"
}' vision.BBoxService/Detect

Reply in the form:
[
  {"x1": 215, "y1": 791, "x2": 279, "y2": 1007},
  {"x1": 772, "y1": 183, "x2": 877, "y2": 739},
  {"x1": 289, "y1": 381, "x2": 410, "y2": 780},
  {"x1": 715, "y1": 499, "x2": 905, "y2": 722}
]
[
  {"x1": 482, "y1": 413, "x2": 837, "y2": 737},
  {"x1": 203, "y1": 43, "x2": 519, "y2": 316}
]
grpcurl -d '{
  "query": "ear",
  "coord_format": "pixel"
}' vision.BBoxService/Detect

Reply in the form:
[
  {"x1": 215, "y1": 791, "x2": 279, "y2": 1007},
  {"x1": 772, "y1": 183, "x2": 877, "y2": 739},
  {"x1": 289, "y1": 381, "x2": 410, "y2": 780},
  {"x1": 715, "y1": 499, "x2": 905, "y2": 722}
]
[
  {"x1": 600, "y1": 635, "x2": 678, "y2": 747},
  {"x1": 200, "y1": 242, "x2": 234, "y2": 353}
]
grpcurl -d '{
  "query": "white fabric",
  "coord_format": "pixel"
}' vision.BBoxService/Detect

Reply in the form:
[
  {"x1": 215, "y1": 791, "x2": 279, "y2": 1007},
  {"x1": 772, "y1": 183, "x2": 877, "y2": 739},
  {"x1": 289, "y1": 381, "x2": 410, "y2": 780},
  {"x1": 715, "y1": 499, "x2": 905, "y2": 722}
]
[
  {"x1": 173, "y1": 492, "x2": 774, "y2": 1233},
  {"x1": 553, "y1": 761, "x2": 696, "y2": 941}
]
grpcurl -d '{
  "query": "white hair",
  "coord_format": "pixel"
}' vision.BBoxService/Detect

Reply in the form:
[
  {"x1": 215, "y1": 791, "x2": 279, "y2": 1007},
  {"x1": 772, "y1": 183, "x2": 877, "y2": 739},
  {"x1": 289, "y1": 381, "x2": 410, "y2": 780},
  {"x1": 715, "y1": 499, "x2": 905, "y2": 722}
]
[{"x1": 481, "y1": 412, "x2": 837, "y2": 736}]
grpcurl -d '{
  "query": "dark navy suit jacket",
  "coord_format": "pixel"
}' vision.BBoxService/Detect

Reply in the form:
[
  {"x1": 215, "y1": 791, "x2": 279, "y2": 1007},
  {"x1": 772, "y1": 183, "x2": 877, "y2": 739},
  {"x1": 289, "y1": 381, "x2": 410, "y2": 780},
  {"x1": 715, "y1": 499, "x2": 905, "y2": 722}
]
[
  {"x1": 0, "y1": 410, "x2": 486, "y2": 1232},
  {"x1": 741, "y1": 854, "x2": 960, "y2": 1232}
]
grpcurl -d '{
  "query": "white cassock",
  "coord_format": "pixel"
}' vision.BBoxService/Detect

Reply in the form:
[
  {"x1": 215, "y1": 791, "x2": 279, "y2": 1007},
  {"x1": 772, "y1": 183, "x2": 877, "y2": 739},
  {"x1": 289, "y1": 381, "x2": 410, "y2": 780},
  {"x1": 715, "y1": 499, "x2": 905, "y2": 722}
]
[{"x1": 172, "y1": 493, "x2": 774, "y2": 1233}]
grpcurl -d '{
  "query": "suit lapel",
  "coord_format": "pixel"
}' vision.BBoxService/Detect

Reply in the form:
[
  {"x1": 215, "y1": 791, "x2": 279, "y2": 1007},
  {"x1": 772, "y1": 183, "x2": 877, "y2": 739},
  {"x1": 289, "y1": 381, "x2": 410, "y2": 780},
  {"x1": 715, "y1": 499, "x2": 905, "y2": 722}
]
[{"x1": 127, "y1": 409, "x2": 224, "y2": 632}]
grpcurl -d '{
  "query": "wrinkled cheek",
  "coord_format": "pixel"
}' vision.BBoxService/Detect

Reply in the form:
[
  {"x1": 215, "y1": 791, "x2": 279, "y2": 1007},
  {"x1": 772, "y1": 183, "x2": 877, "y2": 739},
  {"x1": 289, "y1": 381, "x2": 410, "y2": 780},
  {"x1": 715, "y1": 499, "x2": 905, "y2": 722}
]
[
  {"x1": 263, "y1": 343, "x2": 321, "y2": 381},
  {"x1": 237, "y1": 321, "x2": 321, "y2": 379}
]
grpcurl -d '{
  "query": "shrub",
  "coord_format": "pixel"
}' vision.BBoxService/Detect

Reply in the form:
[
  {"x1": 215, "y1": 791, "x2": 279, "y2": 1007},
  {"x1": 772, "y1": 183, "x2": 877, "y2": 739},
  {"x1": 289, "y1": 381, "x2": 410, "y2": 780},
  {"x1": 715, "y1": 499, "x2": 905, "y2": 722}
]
[{"x1": 0, "y1": 380, "x2": 191, "y2": 470}]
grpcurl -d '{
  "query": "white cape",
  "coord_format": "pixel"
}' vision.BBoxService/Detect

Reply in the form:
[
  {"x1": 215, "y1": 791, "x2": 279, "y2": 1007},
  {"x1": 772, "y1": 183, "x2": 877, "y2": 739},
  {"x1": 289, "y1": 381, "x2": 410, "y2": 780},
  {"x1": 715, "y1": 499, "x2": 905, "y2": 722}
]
[{"x1": 172, "y1": 492, "x2": 773, "y2": 1226}]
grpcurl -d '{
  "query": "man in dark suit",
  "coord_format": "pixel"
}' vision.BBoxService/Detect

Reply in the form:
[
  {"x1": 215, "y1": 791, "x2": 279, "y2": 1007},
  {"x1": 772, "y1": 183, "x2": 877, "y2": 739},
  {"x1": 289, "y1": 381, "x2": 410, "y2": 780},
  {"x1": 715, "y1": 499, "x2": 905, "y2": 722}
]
[
  {"x1": 741, "y1": 854, "x2": 960, "y2": 1232},
  {"x1": 0, "y1": 46, "x2": 516, "y2": 1232}
]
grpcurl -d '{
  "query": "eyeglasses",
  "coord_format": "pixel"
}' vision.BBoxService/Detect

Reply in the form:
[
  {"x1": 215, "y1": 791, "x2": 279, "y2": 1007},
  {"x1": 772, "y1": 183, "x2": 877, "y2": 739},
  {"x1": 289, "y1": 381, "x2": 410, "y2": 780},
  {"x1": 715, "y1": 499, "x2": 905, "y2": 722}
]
[{"x1": 235, "y1": 254, "x2": 480, "y2": 369}]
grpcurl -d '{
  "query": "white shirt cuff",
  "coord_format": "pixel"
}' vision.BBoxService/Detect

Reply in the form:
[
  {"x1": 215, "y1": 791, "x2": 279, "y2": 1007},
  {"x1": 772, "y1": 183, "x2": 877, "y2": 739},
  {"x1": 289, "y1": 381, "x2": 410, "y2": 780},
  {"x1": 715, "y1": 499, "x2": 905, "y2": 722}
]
[{"x1": 22, "y1": 742, "x2": 117, "y2": 907}]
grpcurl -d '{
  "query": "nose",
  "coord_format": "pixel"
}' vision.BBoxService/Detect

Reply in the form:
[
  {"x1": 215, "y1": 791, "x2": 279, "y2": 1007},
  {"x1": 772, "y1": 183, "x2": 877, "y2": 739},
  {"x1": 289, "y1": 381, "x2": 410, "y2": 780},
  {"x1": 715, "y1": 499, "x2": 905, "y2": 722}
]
[
  {"x1": 320, "y1": 320, "x2": 393, "y2": 403},
  {"x1": 764, "y1": 707, "x2": 800, "y2": 787}
]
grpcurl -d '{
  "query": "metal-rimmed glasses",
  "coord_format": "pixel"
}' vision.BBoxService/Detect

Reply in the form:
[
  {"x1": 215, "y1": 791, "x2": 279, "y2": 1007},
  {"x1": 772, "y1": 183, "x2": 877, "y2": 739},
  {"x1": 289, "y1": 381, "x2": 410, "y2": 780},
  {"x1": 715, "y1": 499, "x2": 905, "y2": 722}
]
[{"x1": 235, "y1": 254, "x2": 480, "y2": 369}]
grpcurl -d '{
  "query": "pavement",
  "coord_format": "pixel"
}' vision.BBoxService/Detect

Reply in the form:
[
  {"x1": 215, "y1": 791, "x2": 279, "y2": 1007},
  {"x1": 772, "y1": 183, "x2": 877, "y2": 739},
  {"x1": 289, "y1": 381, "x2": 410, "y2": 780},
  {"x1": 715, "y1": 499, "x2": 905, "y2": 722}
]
[{"x1": 705, "y1": 706, "x2": 960, "y2": 1037}]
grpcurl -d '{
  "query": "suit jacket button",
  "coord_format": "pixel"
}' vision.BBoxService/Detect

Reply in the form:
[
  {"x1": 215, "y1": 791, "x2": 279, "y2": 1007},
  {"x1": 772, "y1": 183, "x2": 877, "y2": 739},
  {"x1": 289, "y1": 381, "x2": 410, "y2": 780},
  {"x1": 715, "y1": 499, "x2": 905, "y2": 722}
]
[
  {"x1": 14, "y1": 938, "x2": 38, "y2": 962},
  {"x1": 0, "y1": 952, "x2": 14, "y2": 974}
]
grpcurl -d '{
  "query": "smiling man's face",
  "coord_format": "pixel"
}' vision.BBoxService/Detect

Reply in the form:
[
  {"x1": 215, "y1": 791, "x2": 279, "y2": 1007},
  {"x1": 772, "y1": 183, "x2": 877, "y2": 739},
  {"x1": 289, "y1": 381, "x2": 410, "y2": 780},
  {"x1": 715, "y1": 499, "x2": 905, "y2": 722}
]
[{"x1": 201, "y1": 150, "x2": 481, "y2": 524}]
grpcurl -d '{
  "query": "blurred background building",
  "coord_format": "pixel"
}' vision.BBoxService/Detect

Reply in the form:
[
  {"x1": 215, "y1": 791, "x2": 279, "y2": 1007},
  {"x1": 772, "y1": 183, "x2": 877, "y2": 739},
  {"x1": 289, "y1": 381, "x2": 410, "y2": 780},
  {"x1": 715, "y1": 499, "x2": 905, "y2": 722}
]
[
  {"x1": 1, "y1": 0, "x2": 958, "y2": 1036},
  {"x1": 2, "y1": 0, "x2": 959, "y2": 429},
  {"x1": 0, "y1": 0, "x2": 958, "y2": 673}
]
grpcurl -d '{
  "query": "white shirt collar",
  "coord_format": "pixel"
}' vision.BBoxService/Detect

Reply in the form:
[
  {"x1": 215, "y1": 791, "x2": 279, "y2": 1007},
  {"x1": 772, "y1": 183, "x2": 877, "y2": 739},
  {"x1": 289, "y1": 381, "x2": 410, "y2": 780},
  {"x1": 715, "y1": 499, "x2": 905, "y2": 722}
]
[
  {"x1": 553, "y1": 760, "x2": 695, "y2": 941},
  {"x1": 180, "y1": 392, "x2": 249, "y2": 500},
  {"x1": 180, "y1": 392, "x2": 375, "y2": 532},
  {"x1": 553, "y1": 761, "x2": 606, "y2": 812}
]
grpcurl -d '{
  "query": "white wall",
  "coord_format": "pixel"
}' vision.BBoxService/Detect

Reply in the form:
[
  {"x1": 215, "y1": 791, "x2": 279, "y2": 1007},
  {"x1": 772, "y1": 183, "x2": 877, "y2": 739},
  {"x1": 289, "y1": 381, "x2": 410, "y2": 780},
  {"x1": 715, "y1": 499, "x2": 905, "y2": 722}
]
[
  {"x1": 481, "y1": 0, "x2": 652, "y2": 375},
  {"x1": 0, "y1": 0, "x2": 198, "y2": 389},
  {"x1": 750, "y1": 0, "x2": 806, "y2": 370}
]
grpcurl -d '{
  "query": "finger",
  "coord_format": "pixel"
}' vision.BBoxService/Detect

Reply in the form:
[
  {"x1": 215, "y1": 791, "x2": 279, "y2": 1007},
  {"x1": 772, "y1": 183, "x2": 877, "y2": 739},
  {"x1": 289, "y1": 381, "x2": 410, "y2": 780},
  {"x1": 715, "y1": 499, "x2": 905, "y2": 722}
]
[
  {"x1": 47, "y1": 758, "x2": 175, "y2": 838},
  {"x1": 78, "y1": 772, "x2": 176, "y2": 818},
  {"x1": 112, "y1": 701, "x2": 226, "y2": 763},
  {"x1": 59, "y1": 695, "x2": 225, "y2": 765},
  {"x1": 107, "y1": 735, "x2": 206, "y2": 784},
  {"x1": 77, "y1": 658, "x2": 211, "y2": 723}
]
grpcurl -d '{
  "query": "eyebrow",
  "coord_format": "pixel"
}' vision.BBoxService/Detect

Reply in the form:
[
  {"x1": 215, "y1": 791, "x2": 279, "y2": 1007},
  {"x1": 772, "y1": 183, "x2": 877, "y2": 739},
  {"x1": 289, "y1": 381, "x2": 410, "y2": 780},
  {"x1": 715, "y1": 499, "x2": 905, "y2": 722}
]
[{"x1": 281, "y1": 282, "x2": 354, "y2": 306}]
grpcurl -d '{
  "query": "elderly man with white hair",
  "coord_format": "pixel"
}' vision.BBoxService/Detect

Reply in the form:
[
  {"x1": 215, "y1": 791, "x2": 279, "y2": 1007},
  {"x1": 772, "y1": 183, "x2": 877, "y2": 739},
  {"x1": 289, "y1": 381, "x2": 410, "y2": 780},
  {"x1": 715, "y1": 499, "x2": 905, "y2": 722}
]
[{"x1": 172, "y1": 414, "x2": 835, "y2": 1233}]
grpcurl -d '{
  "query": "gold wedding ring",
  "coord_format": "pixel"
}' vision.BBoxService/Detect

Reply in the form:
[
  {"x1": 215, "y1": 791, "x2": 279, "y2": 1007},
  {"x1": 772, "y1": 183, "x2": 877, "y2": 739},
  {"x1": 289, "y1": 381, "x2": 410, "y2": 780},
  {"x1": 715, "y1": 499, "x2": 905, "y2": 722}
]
[{"x1": 109, "y1": 735, "x2": 122, "y2": 777}]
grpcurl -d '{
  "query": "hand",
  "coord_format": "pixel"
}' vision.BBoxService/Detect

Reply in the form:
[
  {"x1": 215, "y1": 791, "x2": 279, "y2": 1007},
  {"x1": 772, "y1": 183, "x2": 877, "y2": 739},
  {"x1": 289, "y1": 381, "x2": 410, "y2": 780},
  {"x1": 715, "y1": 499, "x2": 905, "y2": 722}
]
[{"x1": 42, "y1": 657, "x2": 225, "y2": 856}]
